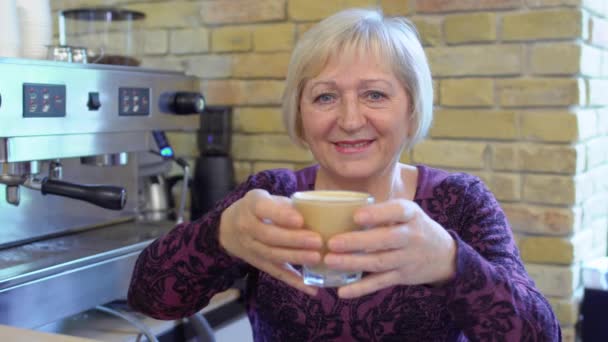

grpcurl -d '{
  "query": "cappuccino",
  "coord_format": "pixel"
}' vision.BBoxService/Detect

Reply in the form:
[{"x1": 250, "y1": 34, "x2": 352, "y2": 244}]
[{"x1": 292, "y1": 190, "x2": 373, "y2": 287}]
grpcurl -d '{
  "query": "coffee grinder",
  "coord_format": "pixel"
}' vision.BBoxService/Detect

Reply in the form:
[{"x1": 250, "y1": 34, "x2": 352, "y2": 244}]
[{"x1": 190, "y1": 106, "x2": 235, "y2": 221}]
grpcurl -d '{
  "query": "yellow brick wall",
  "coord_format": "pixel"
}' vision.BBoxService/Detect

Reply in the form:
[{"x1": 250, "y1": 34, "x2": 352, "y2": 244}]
[{"x1": 51, "y1": 1, "x2": 608, "y2": 339}]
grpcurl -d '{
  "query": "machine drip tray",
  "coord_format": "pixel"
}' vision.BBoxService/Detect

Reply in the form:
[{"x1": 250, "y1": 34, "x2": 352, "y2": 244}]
[{"x1": 0, "y1": 220, "x2": 176, "y2": 329}]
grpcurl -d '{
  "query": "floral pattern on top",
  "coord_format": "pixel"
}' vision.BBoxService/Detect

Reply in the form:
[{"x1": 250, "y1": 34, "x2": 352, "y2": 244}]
[{"x1": 128, "y1": 165, "x2": 561, "y2": 341}]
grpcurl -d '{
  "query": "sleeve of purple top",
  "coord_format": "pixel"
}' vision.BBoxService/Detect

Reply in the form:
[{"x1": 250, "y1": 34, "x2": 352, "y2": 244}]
[
  {"x1": 126, "y1": 169, "x2": 296, "y2": 320},
  {"x1": 444, "y1": 179, "x2": 562, "y2": 341}
]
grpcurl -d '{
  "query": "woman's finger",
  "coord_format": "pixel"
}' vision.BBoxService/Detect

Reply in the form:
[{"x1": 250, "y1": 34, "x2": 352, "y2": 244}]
[
  {"x1": 324, "y1": 248, "x2": 406, "y2": 272},
  {"x1": 327, "y1": 225, "x2": 410, "y2": 253},
  {"x1": 337, "y1": 270, "x2": 400, "y2": 299},
  {"x1": 354, "y1": 199, "x2": 418, "y2": 226},
  {"x1": 248, "y1": 237, "x2": 321, "y2": 266},
  {"x1": 249, "y1": 191, "x2": 304, "y2": 229},
  {"x1": 253, "y1": 219, "x2": 322, "y2": 250}
]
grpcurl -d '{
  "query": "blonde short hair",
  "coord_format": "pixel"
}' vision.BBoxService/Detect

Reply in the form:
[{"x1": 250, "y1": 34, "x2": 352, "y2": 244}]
[{"x1": 282, "y1": 8, "x2": 433, "y2": 150}]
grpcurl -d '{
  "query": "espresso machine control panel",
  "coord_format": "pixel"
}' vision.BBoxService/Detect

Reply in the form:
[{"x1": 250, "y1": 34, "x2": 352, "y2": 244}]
[
  {"x1": 0, "y1": 59, "x2": 204, "y2": 143},
  {"x1": 22, "y1": 83, "x2": 66, "y2": 117},
  {"x1": 119, "y1": 87, "x2": 150, "y2": 116}
]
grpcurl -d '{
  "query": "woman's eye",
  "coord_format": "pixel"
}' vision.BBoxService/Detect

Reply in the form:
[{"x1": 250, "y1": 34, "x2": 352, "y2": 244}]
[
  {"x1": 366, "y1": 91, "x2": 387, "y2": 101},
  {"x1": 314, "y1": 93, "x2": 335, "y2": 104}
]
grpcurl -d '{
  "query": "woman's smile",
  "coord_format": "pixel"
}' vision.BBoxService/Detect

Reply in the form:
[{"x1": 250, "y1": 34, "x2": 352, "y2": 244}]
[{"x1": 332, "y1": 139, "x2": 376, "y2": 154}]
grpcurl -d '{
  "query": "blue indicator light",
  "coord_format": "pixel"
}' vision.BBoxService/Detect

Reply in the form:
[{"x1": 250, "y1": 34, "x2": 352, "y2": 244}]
[{"x1": 160, "y1": 147, "x2": 174, "y2": 157}]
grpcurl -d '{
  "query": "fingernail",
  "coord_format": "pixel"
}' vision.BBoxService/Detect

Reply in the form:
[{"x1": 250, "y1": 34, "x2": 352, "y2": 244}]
[
  {"x1": 324, "y1": 254, "x2": 339, "y2": 266},
  {"x1": 288, "y1": 214, "x2": 300, "y2": 225},
  {"x1": 304, "y1": 236, "x2": 322, "y2": 248},
  {"x1": 305, "y1": 252, "x2": 321, "y2": 264},
  {"x1": 303, "y1": 286, "x2": 318, "y2": 296},
  {"x1": 338, "y1": 288, "x2": 353, "y2": 299},
  {"x1": 354, "y1": 211, "x2": 370, "y2": 224},
  {"x1": 328, "y1": 237, "x2": 346, "y2": 251}
]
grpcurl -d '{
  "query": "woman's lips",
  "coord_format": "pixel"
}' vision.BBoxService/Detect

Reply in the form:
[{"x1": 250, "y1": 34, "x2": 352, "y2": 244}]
[{"x1": 332, "y1": 139, "x2": 374, "y2": 154}]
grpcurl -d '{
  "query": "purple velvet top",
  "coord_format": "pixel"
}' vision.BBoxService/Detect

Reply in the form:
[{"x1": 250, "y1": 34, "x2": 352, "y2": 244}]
[{"x1": 128, "y1": 165, "x2": 561, "y2": 341}]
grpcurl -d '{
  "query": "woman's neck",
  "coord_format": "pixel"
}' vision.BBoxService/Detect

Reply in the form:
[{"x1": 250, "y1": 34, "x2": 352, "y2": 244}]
[{"x1": 315, "y1": 163, "x2": 406, "y2": 202}]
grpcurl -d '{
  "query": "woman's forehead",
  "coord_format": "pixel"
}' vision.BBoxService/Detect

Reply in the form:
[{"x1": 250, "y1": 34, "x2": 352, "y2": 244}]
[{"x1": 316, "y1": 49, "x2": 391, "y2": 73}]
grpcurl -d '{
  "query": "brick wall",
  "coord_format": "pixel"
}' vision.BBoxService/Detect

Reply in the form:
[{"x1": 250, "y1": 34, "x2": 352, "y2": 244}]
[{"x1": 51, "y1": 1, "x2": 608, "y2": 340}]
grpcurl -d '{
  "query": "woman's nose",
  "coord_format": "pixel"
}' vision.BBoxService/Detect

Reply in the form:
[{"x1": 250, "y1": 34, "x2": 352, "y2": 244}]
[{"x1": 338, "y1": 99, "x2": 366, "y2": 131}]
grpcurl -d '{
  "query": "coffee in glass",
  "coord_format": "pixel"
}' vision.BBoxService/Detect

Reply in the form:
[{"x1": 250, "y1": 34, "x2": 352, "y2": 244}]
[{"x1": 292, "y1": 190, "x2": 374, "y2": 287}]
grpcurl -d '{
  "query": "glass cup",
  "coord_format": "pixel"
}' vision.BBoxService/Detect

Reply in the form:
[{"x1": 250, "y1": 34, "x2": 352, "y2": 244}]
[
  {"x1": 292, "y1": 190, "x2": 374, "y2": 287},
  {"x1": 46, "y1": 45, "x2": 72, "y2": 62},
  {"x1": 70, "y1": 46, "x2": 89, "y2": 64}
]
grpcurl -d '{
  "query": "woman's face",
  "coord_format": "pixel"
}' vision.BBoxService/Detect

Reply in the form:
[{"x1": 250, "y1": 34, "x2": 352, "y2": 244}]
[{"x1": 299, "y1": 53, "x2": 412, "y2": 181}]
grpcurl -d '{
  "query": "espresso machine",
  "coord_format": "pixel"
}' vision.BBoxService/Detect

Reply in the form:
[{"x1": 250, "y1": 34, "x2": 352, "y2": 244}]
[{"x1": 0, "y1": 57, "x2": 206, "y2": 331}]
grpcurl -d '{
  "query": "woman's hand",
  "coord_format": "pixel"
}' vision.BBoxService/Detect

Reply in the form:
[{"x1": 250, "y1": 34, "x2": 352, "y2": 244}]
[
  {"x1": 324, "y1": 199, "x2": 457, "y2": 299},
  {"x1": 219, "y1": 189, "x2": 322, "y2": 296}
]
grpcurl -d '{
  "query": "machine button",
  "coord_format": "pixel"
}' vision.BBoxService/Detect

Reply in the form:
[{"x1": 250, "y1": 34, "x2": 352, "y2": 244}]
[{"x1": 87, "y1": 92, "x2": 101, "y2": 110}]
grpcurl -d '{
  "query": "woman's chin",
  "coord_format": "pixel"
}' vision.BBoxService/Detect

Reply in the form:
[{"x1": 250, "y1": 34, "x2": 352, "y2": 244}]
[{"x1": 328, "y1": 162, "x2": 378, "y2": 180}]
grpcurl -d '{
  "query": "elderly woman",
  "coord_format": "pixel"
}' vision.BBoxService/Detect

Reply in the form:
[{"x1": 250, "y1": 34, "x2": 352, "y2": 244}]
[{"x1": 128, "y1": 8, "x2": 560, "y2": 341}]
